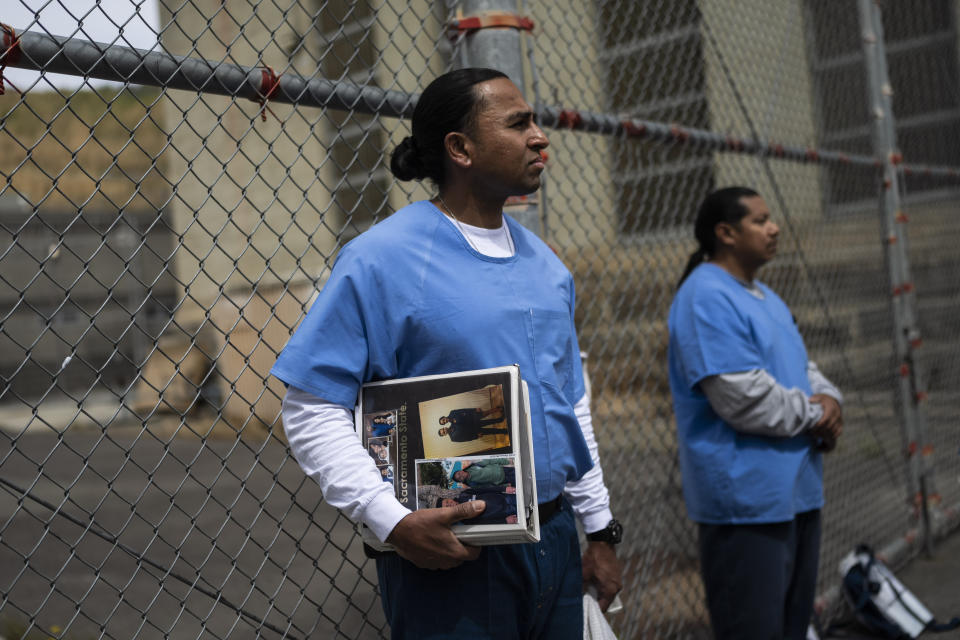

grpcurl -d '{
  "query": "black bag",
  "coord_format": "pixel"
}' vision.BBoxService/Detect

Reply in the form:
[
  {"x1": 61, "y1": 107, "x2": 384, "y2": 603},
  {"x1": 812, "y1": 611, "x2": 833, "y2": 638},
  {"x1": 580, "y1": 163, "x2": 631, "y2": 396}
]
[{"x1": 841, "y1": 544, "x2": 960, "y2": 639}]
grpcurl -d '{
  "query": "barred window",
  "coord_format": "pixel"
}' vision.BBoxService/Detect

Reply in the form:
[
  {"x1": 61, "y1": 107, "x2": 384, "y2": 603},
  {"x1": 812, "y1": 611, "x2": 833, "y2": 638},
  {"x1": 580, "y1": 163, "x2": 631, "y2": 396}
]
[
  {"x1": 595, "y1": 0, "x2": 713, "y2": 235},
  {"x1": 805, "y1": 0, "x2": 960, "y2": 208}
]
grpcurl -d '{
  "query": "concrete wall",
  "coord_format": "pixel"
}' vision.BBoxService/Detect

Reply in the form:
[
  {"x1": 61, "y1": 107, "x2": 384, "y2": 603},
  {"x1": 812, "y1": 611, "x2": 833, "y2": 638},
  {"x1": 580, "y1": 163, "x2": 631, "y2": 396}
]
[
  {"x1": 140, "y1": 0, "x2": 959, "y2": 431},
  {"x1": 701, "y1": 0, "x2": 824, "y2": 219},
  {"x1": 152, "y1": 0, "x2": 446, "y2": 429},
  {"x1": 527, "y1": 1, "x2": 617, "y2": 246},
  {"x1": 0, "y1": 206, "x2": 178, "y2": 398},
  {"x1": 158, "y1": 1, "x2": 339, "y2": 314},
  {"x1": 379, "y1": 1, "x2": 447, "y2": 213}
]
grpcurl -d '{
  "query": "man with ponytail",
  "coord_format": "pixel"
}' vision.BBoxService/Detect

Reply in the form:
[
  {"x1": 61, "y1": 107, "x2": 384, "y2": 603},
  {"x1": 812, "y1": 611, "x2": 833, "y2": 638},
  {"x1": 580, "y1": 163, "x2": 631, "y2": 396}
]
[
  {"x1": 272, "y1": 68, "x2": 621, "y2": 638},
  {"x1": 668, "y1": 187, "x2": 843, "y2": 639}
]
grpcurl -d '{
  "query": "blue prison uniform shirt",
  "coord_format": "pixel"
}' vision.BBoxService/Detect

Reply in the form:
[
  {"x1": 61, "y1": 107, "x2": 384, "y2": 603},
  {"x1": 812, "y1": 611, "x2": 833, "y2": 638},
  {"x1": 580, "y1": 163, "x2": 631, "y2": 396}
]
[
  {"x1": 271, "y1": 200, "x2": 591, "y2": 502},
  {"x1": 369, "y1": 422, "x2": 392, "y2": 437},
  {"x1": 667, "y1": 263, "x2": 824, "y2": 524}
]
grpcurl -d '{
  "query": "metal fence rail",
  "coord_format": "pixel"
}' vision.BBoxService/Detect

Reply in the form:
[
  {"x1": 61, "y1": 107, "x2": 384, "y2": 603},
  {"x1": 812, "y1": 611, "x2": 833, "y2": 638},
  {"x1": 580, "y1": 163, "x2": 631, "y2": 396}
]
[{"x1": 1, "y1": 1, "x2": 960, "y2": 638}]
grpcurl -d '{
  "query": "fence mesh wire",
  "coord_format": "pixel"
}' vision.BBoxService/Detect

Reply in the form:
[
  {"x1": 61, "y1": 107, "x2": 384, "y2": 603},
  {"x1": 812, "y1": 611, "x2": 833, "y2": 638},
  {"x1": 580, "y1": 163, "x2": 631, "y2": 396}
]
[{"x1": 1, "y1": 0, "x2": 959, "y2": 638}]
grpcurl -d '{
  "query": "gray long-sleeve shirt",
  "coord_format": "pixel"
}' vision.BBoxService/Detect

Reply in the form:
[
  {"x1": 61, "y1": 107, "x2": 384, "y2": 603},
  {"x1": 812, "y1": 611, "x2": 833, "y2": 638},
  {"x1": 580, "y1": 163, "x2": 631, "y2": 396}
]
[{"x1": 699, "y1": 361, "x2": 842, "y2": 438}]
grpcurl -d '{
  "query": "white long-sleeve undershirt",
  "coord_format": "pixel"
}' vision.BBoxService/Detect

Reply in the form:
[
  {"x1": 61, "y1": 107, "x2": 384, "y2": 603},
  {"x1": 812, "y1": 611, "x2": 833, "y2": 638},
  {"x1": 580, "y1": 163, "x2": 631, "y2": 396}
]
[
  {"x1": 565, "y1": 388, "x2": 614, "y2": 533},
  {"x1": 282, "y1": 387, "x2": 613, "y2": 542}
]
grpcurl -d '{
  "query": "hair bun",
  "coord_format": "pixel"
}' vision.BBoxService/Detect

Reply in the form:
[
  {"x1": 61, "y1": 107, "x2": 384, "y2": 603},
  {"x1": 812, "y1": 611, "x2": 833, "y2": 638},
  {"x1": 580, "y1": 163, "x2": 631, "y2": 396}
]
[{"x1": 390, "y1": 136, "x2": 426, "y2": 181}]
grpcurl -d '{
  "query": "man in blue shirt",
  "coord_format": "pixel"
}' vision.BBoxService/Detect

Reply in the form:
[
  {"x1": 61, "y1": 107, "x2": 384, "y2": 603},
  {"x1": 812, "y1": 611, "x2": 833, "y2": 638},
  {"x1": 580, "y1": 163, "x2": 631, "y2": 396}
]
[
  {"x1": 273, "y1": 69, "x2": 622, "y2": 638},
  {"x1": 668, "y1": 187, "x2": 843, "y2": 640},
  {"x1": 368, "y1": 413, "x2": 395, "y2": 437}
]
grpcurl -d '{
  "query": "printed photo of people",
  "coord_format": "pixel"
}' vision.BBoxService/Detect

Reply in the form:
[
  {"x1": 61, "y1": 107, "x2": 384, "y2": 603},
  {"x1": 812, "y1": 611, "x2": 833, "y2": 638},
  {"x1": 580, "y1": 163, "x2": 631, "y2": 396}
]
[
  {"x1": 378, "y1": 465, "x2": 395, "y2": 487},
  {"x1": 368, "y1": 437, "x2": 391, "y2": 465},
  {"x1": 447, "y1": 456, "x2": 515, "y2": 489},
  {"x1": 419, "y1": 384, "x2": 510, "y2": 459},
  {"x1": 415, "y1": 457, "x2": 518, "y2": 525},
  {"x1": 363, "y1": 409, "x2": 397, "y2": 439}
]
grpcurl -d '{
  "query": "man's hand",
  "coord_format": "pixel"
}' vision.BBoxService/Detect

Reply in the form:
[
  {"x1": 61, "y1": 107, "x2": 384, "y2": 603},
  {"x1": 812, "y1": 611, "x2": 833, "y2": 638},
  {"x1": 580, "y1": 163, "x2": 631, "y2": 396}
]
[
  {"x1": 810, "y1": 394, "x2": 843, "y2": 452},
  {"x1": 385, "y1": 502, "x2": 484, "y2": 570},
  {"x1": 582, "y1": 541, "x2": 622, "y2": 612}
]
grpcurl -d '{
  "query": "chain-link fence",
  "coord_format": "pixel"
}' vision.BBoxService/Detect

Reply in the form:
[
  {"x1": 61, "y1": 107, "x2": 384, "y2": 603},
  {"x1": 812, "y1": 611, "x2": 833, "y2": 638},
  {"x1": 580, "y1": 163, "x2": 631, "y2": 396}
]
[{"x1": 1, "y1": 1, "x2": 959, "y2": 638}]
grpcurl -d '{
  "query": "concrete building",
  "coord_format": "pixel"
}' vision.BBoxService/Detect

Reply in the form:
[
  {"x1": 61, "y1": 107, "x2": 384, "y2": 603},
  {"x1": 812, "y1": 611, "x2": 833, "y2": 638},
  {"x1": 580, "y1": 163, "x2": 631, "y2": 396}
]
[
  {"x1": 0, "y1": 88, "x2": 177, "y2": 403},
  {"x1": 3, "y1": 0, "x2": 958, "y2": 435}
]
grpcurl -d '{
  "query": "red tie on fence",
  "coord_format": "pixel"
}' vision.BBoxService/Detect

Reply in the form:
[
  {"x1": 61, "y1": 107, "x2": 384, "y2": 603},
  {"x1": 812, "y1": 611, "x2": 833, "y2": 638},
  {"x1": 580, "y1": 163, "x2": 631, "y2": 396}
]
[
  {"x1": 252, "y1": 64, "x2": 281, "y2": 122},
  {"x1": 0, "y1": 22, "x2": 23, "y2": 96}
]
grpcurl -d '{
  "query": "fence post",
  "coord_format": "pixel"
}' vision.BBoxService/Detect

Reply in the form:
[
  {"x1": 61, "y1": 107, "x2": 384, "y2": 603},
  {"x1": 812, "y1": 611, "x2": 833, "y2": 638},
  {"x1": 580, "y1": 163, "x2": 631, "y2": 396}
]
[
  {"x1": 447, "y1": 0, "x2": 543, "y2": 236},
  {"x1": 857, "y1": 0, "x2": 936, "y2": 554}
]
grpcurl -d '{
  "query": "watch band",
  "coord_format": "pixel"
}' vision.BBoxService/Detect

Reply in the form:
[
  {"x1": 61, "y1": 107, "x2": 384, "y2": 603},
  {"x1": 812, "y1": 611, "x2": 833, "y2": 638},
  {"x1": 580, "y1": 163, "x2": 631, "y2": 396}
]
[{"x1": 586, "y1": 518, "x2": 622, "y2": 545}]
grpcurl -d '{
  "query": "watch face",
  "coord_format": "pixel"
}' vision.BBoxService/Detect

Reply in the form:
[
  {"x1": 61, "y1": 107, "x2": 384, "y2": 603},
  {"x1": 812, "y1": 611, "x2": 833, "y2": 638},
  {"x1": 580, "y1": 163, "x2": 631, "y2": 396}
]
[
  {"x1": 609, "y1": 519, "x2": 623, "y2": 544},
  {"x1": 589, "y1": 519, "x2": 622, "y2": 544}
]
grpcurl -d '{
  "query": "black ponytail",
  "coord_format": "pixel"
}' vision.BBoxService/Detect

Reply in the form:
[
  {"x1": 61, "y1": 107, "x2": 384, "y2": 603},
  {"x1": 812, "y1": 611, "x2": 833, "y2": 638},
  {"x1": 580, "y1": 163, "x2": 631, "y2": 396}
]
[
  {"x1": 390, "y1": 136, "x2": 426, "y2": 181},
  {"x1": 677, "y1": 248, "x2": 708, "y2": 288},
  {"x1": 389, "y1": 68, "x2": 508, "y2": 187},
  {"x1": 677, "y1": 186, "x2": 759, "y2": 288}
]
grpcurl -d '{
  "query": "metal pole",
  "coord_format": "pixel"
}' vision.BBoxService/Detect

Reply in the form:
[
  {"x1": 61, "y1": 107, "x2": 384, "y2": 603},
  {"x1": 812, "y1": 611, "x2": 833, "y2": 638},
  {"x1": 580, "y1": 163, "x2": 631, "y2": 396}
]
[
  {"x1": 450, "y1": 1, "x2": 527, "y2": 90},
  {"x1": 3, "y1": 29, "x2": 959, "y2": 177},
  {"x1": 3, "y1": 30, "x2": 418, "y2": 118},
  {"x1": 857, "y1": 0, "x2": 936, "y2": 555},
  {"x1": 448, "y1": 1, "x2": 543, "y2": 235}
]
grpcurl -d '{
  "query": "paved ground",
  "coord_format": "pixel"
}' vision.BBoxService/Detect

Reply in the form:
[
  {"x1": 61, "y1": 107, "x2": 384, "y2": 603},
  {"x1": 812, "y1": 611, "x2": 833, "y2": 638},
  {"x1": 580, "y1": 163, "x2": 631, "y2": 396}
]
[
  {"x1": 897, "y1": 531, "x2": 960, "y2": 635},
  {"x1": 0, "y1": 396, "x2": 957, "y2": 639},
  {"x1": 858, "y1": 529, "x2": 960, "y2": 638},
  {"x1": 0, "y1": 421, "x2": 388, "y2": 640}
]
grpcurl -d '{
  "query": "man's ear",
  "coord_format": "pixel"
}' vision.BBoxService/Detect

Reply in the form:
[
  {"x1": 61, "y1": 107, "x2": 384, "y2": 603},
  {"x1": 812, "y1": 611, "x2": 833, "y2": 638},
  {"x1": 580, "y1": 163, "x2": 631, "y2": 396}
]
[
  {"x1": 444, "y1": 131, "x2": 472, "y2": 170},
  {"x1": 714, "y1": 221, "x2": 738, "y2": 248}
]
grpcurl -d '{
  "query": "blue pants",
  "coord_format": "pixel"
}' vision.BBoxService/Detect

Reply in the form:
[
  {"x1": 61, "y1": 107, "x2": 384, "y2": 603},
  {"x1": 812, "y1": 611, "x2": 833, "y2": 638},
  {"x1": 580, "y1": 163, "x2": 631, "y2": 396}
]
[
  {"x1": 698, "y1": 509, "x2": 821, "y2": 640},
  {"x1": 376, "y1": 500, "x2": 583, "y2": 639}
]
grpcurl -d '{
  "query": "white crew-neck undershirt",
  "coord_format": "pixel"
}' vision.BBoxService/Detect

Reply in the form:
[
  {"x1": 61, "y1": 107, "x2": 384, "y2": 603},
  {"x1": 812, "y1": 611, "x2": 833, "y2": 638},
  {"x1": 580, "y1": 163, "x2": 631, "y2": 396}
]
[{"x1": 452, "y1": 218, "x2": 515, "y2": 257}]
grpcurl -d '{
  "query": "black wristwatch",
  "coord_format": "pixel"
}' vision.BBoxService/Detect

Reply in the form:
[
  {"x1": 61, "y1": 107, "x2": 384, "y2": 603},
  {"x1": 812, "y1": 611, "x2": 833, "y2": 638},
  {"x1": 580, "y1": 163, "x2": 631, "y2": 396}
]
[{"x1": 586, "y1": 519, "x2": 623, "y2": 545}]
